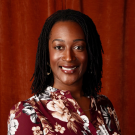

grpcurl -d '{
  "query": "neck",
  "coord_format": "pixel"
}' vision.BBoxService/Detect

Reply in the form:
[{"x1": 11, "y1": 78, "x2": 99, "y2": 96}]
[{"x1": 53, "y1": 79, "x2": 83, "y2": 99}]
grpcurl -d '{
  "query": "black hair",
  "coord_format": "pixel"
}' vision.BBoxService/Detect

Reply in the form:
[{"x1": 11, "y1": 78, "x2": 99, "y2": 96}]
[{"x1": 31, "y1": 9, "x2": 103, "y2": 98}]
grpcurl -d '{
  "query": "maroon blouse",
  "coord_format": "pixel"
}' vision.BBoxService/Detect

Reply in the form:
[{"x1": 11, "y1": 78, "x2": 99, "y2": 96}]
[{"x1": 7, "y1": 86, "x2": 121, "y2": 135}]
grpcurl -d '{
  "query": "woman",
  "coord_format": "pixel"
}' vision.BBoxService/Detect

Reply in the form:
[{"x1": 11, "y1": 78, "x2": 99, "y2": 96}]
[{"x1": 8, "y1": 9, "x2": 121, "y2": 135}]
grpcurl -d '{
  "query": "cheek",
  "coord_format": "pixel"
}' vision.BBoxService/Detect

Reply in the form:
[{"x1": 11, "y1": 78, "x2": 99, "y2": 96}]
[
  {"x1": 49, "y1": 49, "x2": 60, "y2": 67},
  {"x1": 80, "y1": 52, "x2": 88, "y2": 69}
]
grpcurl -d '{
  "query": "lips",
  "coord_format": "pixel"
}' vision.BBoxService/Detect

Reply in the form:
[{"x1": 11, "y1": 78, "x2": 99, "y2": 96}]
[
  {"x1": 62, "y1": 66, "x2": 76, "y2": 70},
  {"x1": 60, "y1": 66, "x2": 78, "y2": 74}
]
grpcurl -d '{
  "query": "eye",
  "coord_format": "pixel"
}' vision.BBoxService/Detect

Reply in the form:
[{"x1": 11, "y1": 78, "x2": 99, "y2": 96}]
[
  {"x1": 54, "y1": 46, "x2": 64, "y2": 50},
  {"x1": 73, "y1": 45, "x2": 84, "y2": 50}
]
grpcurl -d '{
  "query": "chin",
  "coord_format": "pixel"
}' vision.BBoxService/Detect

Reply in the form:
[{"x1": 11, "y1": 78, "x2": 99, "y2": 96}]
[
  {"x1": 62, "y1": 81, "x2": 76, "y2": 86},
  {"x1": 60, "y1": 76, "x2": 82, "y2": 86}
]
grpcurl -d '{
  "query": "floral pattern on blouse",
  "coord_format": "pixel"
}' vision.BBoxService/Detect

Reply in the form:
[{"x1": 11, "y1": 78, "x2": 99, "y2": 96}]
[
  {"x1": 7, "y1": 86, "x2": 121, "y2": 135},
  {"x1": 54, "y1": 123, "x2": 65, "y2": 134},
  {"x1": 32, "y1": 126, "x2": 43, "y2": 135},
  {"x1": 22, "y1": 102, "x2": 39, "y2": 124}
]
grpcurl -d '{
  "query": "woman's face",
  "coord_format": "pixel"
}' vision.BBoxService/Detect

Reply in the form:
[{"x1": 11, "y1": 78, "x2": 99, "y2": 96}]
[{"x1": 49, "y1": 21, "x2": 88, "y2": 87}]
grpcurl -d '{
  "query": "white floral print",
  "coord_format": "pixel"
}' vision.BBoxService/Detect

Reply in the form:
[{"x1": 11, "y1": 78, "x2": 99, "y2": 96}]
[
  {"x1": 60, "y1": 91, "x2": 65, "y2": 95},
  {"x1": 80, "y1": 115, "x2": 91, "y2": 133},
  {"x1": 32, "y1": 126, "x2": 43, "y2": 135},
  {"x1": 46, "y1": 86, "x2": 57, "y2": 92},
  {"x1": 37, "y1": 86, "x2": 57, "y2": 100},
  {"x1": 7, "y1": 86, "x2": 121, "y2": 135},
  {"x1": 81, "y1": 130, "x2": 88, "y2": 135},
  {"x1": 96, "y1": 124, "x2": 109, "y2": 135},
  {"x1": 43, "y1": 125, "x2": 50, "y2": 135},
  {"x1": 22, "y1": 103, "x2": 38, "y2": 123},
  {"x1": 100, "y1": 105, "x2": 112, "y2": 131},
  {"x1": 54, "y1": 122, "x2": 65, "y2": 134},
  {"x1": 77, "y1": 109, "x2": 81, "y2": 115},
  {"x1": 47, "y1": 99, "x2": 71, "y2": 122},
  {"x1": 8, "y1": 114, "x2": 19, "y2": 135}
]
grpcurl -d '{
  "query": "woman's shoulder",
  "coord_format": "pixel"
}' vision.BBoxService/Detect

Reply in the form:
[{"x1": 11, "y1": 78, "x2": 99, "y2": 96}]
[
  {"x1": 9, "y1": 100, "x2": 27, "y2": 116},
  {"x1": 8, "y1": 95, "x2": 38, "y2": 119},
  {"x1": 7, "y1": 97, "x2": 42, "y2": 135},
  {"x1": 92, "y1": 95, "x2": 121, "y2": 134},
  {"x1": 96, "y1": 94, "x2": 110, "y2": 100},
  {"x1": 9, "y1": 96, "x2": 35, "y2": 112},
  {"x1": 95, "y1": 94, "x2": 114, "y2": 109},
  {"x1": 8, "y1": 97, "x2": 32, "y2": 124}
]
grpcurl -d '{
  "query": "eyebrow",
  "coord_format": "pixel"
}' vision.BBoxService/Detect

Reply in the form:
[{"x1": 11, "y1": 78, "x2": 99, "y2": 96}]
[
  {"x1": 52, "y1": 38, "x2": 85, "y2": 43},
  {"x1": 52, "y1": 39, "x2": 65, "y2": 43},
  {"x1": 73, "y1": 39, "x2": 85, "y2": 42}
]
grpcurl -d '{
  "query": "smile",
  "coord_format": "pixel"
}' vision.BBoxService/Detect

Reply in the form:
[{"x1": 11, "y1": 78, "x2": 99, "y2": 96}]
[
  {"x1": 60, "y1": 66, "x2": 78, "y2": 74},
  {"x1": 62, "y1": 67, "x2": 77, "y2": 70}
]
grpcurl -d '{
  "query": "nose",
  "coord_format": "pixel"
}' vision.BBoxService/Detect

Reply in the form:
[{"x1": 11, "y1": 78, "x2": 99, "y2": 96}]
[{"x1": 62, "y1": 49, "x2": 76, "y2": 62}]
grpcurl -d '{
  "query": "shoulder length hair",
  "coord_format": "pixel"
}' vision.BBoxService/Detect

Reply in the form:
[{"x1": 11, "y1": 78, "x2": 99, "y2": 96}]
[{"x1": 31, "y1": 9, "x2": 103, "y2": 98}]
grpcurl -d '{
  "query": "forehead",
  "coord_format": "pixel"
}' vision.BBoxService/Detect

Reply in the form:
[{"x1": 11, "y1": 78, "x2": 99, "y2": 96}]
[{"x1": 49, "y1": 21, "x2": 85, "y2": 39}]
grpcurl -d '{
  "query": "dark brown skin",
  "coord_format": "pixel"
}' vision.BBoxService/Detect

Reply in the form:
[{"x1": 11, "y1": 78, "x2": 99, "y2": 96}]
[{"x1": 49, "y1": 21, "x2": 91, "y2": 120}]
